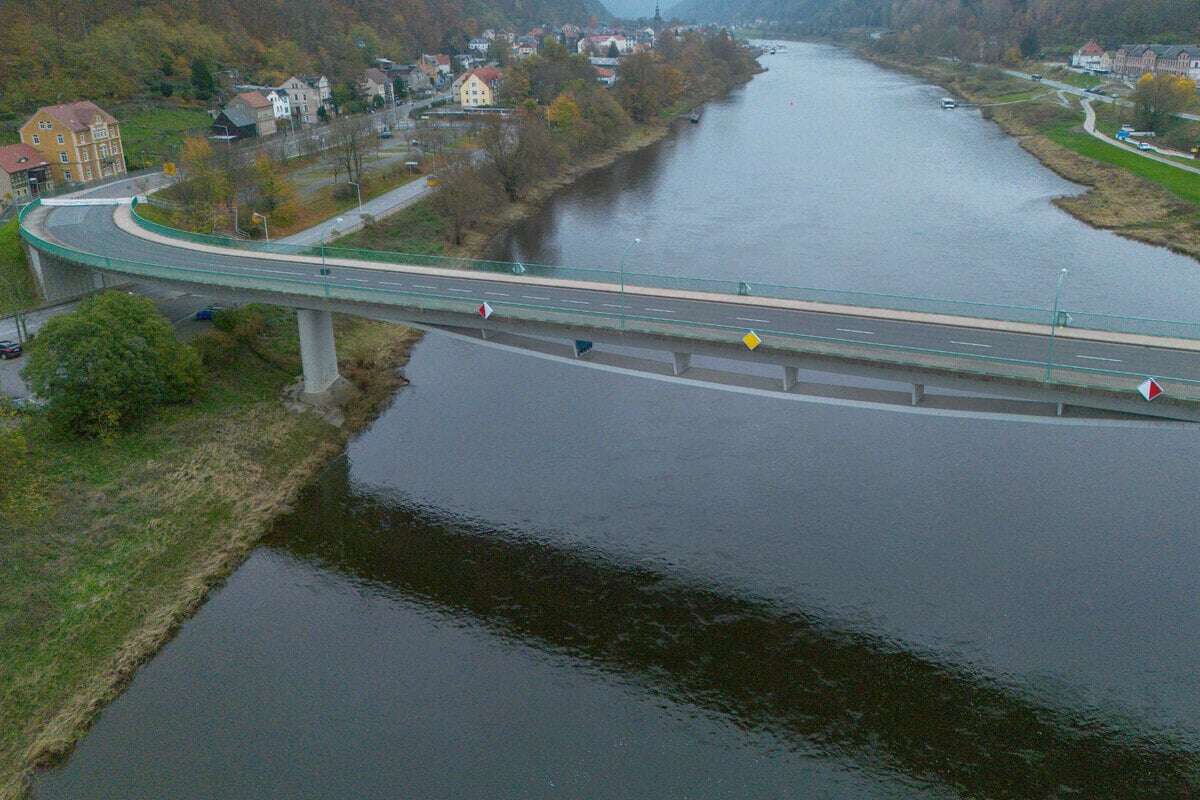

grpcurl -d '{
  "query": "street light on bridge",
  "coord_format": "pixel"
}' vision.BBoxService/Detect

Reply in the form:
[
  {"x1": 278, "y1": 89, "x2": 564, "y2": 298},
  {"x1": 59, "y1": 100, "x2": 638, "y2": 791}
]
[
  {"x1": 1045, "y1": 268, "x2": 1069, "y2": 383},
  {"x1": 618, "y1": 237, "x2": 641, "y2": 332}
]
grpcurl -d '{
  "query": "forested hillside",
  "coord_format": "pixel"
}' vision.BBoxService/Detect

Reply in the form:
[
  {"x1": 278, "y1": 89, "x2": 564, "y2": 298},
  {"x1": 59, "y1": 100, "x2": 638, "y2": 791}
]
[
  {"x1": 667, "y1": 0, "x2": 1200, "y2": 60},
  {"x1": 0, "y1": 0, "x2": 610, "y2": 116}
]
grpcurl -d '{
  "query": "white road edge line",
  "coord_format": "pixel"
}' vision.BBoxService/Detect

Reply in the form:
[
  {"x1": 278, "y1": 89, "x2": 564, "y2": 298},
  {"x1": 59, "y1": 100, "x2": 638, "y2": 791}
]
[
  {"x1": 645, "y1": 308, "x2": 675, "y2": 313},
  {"x1": 602, "y1": 303, "x2": 625, "y2": 308},
  {"x1": 837, "y1": 328, "x2": 875, "y2": 335},
  {"x1": 950, "y1": 340, "x2": 993, "y2": 348},
  {"x1": 413, "y1": 284, "x2": 438, "y2": 290},
  {"x1": 1075, "y1": 354, "x2": 1122, "y2": 363}
]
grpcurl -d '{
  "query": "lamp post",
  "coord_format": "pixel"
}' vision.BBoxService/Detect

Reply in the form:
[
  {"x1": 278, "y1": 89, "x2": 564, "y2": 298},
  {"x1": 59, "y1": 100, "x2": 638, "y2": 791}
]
[
  {"x1": 1045, "y1": 268, "x2": 1068, "y2": 382},
  {"x1": 617, "y1": 237, "x2": 641, "y2": 331},
  {"x1": 348, "y1": 180, "x2": 362, "y2": 210}
]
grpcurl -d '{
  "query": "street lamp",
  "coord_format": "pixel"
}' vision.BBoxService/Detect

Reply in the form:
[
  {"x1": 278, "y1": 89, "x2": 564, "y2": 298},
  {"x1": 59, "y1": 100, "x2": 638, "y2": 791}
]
[
  {"x1": 1045, "y1": 268, "x2": 1069, "y2": 382},
  {"x1": 348, "y1": 180, "x2": 362, "y2": 210},
  {"x1": 617, "y1": 237, "x2": 641, "y2": 331}
]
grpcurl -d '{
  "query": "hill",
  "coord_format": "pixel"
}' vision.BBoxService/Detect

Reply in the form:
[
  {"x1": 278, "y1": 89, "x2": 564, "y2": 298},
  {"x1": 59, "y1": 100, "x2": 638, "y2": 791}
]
[
  {"x1": 667, "y1": 0, "x2": 1200, "y2": 59},
  {"x1": 0, "y1": 0, "x2": 612, "y2": 117}
]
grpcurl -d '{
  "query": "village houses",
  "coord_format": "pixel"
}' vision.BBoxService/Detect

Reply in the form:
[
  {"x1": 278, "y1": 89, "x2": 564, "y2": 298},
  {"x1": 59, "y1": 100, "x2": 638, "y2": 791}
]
[
  {"x1": 361, "y1": 68, "x2": 395, "y2": 107},
  {"x1": 19, "y1": 100, "x2": 125, "y2": 186}
]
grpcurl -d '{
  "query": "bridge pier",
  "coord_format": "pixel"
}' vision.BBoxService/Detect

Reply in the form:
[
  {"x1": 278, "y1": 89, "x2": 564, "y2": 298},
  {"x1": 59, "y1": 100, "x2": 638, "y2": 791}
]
[
  {"x1": 911, "y1": 383, "x2": 925, "y2": 406},
  {"x1": 783, "y1": 365, "x2": 798, "y2": 392},
  {"x1": 297, "y1": 308, "x2": 340, "y2": 395},
  {"x1": 672, "y1": 352, "x2": 691, "y2": 376}
]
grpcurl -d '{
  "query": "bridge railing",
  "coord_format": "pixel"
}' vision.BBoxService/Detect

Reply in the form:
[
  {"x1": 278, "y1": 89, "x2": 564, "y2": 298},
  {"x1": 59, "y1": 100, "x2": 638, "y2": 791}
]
[
  {"x1": 126, "y1": 200, "x2": 1200, "y2": 341},
  {"x1": 127, "y1": 200, "x2": 1071, "y2": 330},
  {"x1": 21, "y1": 201, "x2": 1200, "y2": 406}
]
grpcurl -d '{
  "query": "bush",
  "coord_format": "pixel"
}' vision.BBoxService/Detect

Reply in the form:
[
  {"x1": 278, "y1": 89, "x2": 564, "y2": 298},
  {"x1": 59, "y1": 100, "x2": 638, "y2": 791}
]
[
  {"x1": 192, "y1": 330, "x2": 238, "y2": 366},
  {"x1": 21, "y1": 292, "x2": 203, "y2": 437}
]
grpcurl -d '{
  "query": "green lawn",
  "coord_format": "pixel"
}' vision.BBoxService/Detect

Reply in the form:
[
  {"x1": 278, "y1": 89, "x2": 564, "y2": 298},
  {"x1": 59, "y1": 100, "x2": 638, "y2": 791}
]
[
  {"x1": 1043, "y1": 68, "x2": 1102, "y2": 90},
  {"x1": 0, "y1": 219, "x2": 37, "y2": 315},
  {"x1": 332, "y1": 200, "x2": 447, "y2": 254},
  {"x1": 116, "y1": 107, "x2": 212, "y2": 171},
  {"x1": 1042, "y1": 118, "x2": 1200, "y2": 206}
]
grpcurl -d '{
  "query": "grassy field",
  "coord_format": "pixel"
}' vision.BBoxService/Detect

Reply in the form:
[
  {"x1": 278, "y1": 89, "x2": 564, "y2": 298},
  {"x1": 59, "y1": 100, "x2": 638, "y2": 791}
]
[
  {"x1": 332, "y1": 200, "x2": 446, "y2": 254},
  {"x1": 1042, "y1": 67, "x2": 1103, "y2": 90},
  {"x1": 1040, "y1": 116, "x2": 1200, "y2": 206},
  {"x1": 115, "y1": 106, "x2": 212, "y2": 171},
  {"x1": 0, "y1": 220, "x2": 37, "y2": 315},
  {"x1": 0, "y1": 304, "x2": 419, "y2": 798}
]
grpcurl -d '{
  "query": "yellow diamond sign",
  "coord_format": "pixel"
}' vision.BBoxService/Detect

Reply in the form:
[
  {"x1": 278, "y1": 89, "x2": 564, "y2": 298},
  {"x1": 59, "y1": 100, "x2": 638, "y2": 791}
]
[{"x1": 742, "y1": 330, "x2": 762, "y2": 350}]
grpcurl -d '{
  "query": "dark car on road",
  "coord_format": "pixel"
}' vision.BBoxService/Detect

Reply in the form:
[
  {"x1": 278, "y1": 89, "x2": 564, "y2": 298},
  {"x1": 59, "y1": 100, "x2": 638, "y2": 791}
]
[
  {"x1": 0, "y1": 340, "x2": 22, "y2": 359},
  {"x1": 194, "y1": 305, "x2": 226, "y2": 321}
]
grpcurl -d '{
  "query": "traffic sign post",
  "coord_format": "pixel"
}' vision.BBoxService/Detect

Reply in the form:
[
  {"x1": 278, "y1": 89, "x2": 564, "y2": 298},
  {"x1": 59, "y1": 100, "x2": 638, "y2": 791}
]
[
  {"x1": 478, "y1": 302, "x2": 494, "y2": 319},
  {"x1": 1138, "y1": 378, "x2": 1163, "y2": 402},
  {"x1": 742, "y1": 330, "x2": 762, "y2": 351}
]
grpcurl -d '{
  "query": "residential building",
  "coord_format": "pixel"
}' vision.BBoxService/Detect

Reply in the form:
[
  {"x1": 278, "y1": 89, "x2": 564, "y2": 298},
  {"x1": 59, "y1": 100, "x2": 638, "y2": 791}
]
[
  {"x1": 266, "y1": 89, "x2": 291, "y2": 120},
  {"x1": 389, "y1": 64, "x2": 434, "y2": 96},
  {"x1": 1111, "y1": 44, "x2": 1200, "y2": 81},
  {"x1": 224, "y1": 91, "x2": 277, "y2": 137},
  {"x1": 456, "y1": 67, "x2": 504, "y2": 107},
  {"x1": 514, "y1": 36, "x2": 539, "y2": 58},
  {"x1": 303, "y1": 75, "x2": 333, "y2": 108},
  {"x1": 578, "y1": 34, "x2": 632, "y2": 55},
  {"x1": 1071, "y1": 40, "x2": 1105, "y2": 71},
  {"x1": 594, "y1": 66, "x2": 616, "y2": 87},
  {"x1": 0, "y1": 143, "x2": 53, "y2": 210},
  {"x1": 281, "y1": 75, "x2": 323, "y2": 123},
  {"x1": 362, "y1": 68, "x2": 395, "y2": 107},
  {"x1": 19, "y1": 100, "x2": 125, "y2": 186},
  {"x1": 468, "y1": 38, "x2": 490, "y2": 53}
]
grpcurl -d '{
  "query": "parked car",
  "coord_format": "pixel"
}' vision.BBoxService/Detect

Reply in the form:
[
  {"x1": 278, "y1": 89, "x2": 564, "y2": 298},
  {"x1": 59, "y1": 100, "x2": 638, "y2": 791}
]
[
  {"x1": 1085, "y1": 87, "x2": 1106, "y2": 95},
  {"x1": 379, "y1": 128, "x2": 393, "y2": 139},
  {"x1": 0, "y1": 340, "x2": 22, "y2": 359},
  {"x1": 1137, "y1": 141, "x2": 1153, "y2": 151},
  {"x1": 194, "y1": 305, "x2": 225, "y2": 321},
  {"x1": 1030, "y1": 73, "x2": 1042, "y2": 81}
]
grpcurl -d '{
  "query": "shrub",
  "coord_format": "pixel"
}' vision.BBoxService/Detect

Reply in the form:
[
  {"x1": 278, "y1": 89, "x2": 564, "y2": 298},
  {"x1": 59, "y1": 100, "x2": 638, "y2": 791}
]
[{"x1": 21, "y1": 292, "x2": 202, "y2": 437}]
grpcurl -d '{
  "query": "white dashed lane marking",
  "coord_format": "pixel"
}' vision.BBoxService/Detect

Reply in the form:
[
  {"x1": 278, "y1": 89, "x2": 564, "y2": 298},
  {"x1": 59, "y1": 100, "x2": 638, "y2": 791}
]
[
  {"x1": 836, "y1": 328, "x2": 875, "y2": 335},
  {"x1": 950, "y1": 340, "x2": 992, "y2": 348},
  {"x1": 1075, "y1": 354, "x2": 1122, "y2": 363}
]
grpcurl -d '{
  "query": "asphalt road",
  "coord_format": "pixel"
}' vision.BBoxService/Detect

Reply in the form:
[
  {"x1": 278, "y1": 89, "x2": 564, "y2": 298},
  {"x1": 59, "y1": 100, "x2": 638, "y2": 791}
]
[{"x1": 32, "y1": 202, "x2": 1200, "y2": 385}]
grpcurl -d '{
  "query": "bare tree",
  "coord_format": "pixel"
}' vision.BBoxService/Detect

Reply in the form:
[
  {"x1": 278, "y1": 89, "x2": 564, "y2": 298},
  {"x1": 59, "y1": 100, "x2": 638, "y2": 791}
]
[
  {"x1": 429, "y1": 151, "x2": 504, "y2": 246},
  {"x1": 326, "y1": 115, "x2": 378, "y2": 185}
]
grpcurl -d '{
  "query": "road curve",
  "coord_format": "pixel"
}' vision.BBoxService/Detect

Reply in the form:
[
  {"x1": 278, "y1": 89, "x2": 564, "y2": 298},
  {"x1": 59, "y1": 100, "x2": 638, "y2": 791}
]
[{"x1": 24, "y1": 200, "x2": 1200, "y2": 391}]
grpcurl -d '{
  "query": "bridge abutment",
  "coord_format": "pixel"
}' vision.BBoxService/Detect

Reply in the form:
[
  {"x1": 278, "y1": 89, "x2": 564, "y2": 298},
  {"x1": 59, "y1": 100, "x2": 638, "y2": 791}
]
[
  {"x1": 25, "y1": 244, "x2": 106, "y2": 303},
  {"x1": 297, "y1": 308, "x2": 341, "y2": 395}
]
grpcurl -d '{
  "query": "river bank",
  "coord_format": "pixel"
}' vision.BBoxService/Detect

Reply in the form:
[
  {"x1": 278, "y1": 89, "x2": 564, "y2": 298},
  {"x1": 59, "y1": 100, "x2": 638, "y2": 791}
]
[
  {"x1": 858, "y1": 49, "x2": 1200, "y2": 263},
  {"x1": 0, "y1": 309, "x2": 420, "y2": 799}
]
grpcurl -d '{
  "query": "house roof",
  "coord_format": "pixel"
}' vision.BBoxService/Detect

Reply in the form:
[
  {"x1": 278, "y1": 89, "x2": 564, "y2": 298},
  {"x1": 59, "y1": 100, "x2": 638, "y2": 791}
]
[
  {"x1": 435, "y1": 54, "x2": 450, "y2": 66},
  {"x1": 364, "y1": 68, "x2": 389, "y2": 84},
  {"x1": 1078, "y1": 40, "x2": 1104, "y2": 55},
  {"x1": 218, "y1": 106, "x2": 256, "y2": 128},
  {"x1": 0, "y1": 143, "x2": 50, "y2": 175},
  {"x1": 465, "y1": 67, "x2": 504, "y2": 85},
  {"x1": 34, "y1": 100, "x2": 117, "y2": 132},
  {"x1": 233, "y1": 91, "x2": 271, "y2": 109},
  {"x1": 594, "y1": 67, "x2": 615, "y2": 78}
]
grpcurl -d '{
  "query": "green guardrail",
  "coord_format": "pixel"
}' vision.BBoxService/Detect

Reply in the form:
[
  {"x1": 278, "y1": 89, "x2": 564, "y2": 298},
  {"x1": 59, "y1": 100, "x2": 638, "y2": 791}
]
[
  {"x1": 18, "y1": 198, "x2": 1200, "y2": 405},
  {"x1": 125, "y1": 198, "x2": 1200, "y2": 342}
]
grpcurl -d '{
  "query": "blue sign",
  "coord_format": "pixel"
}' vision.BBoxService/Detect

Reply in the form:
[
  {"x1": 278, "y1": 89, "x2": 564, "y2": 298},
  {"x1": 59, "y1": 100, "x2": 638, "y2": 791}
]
[{"x1": 574, "y1": 340, "x2": 593, "y2": 356}]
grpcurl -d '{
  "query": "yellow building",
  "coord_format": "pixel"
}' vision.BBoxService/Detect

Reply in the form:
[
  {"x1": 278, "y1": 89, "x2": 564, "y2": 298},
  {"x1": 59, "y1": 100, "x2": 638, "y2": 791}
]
[
  {"x1": 19, "y1": 101, "x2": 126, "y2": 186},
  {"x1": 456, "y1": 68, "x2": 504, "y2": 108}
]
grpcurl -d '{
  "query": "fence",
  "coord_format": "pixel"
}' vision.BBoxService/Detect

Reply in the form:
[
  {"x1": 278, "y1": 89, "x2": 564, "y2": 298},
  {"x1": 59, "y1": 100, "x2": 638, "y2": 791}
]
[{"x1": 18, "y1": 198, "x2": 1200, "y2": 406}]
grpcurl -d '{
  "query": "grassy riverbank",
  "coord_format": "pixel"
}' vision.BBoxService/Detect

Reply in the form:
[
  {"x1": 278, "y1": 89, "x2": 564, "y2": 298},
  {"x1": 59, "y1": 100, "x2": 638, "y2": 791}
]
[
  {"x1": 861, "y1": 50, "x2": 1200, "y2": 262},
  {"x1": 0, "y1": 307, "x2": 419, "y2": 798}
]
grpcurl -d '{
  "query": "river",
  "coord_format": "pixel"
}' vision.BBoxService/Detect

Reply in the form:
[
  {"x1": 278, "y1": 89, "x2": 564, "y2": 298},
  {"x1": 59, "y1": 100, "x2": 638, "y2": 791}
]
[{"x1": 35, "y1": 42, "x2": 1200, "y2": 798}]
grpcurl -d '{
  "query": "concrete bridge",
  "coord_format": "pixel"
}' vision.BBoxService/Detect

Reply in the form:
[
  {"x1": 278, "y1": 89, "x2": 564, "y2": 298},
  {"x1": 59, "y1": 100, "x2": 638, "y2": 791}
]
[{"x1": 18, "y1": 197, "x2": 1200, "y2": 423}]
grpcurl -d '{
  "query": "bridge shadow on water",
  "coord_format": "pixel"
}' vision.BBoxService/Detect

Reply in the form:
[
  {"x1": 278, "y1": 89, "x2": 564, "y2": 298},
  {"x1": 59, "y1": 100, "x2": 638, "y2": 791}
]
[{"x1": 264, "y1": 459, "x2": 1199, "y2": 799}]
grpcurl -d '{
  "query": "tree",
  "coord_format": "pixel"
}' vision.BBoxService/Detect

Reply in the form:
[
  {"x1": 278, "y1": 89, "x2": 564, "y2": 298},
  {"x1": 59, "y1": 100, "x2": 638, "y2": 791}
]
[
  {"x1": 1019, "y1": 30, "x2": 1039, "y2": 59},
  {"x1": 250, "y1": 153, "x2": 299, "y2": 227},
  {"x1": 326, "y1": 114, "x2": 378, "y2": 185},
  {"x1": 1132, "y1": 73, "x2": 1196, "y2": 131},
  {"x1": 22, "y1": 292, "x2": 202, "y2": 437},
  {"x1": 477, "y1": 112, "x2": 562, "y2": 201},
  {"x1": 615, "y1": 52, "x2": 683, "y2": 123},
  {"x1": 429, "y1": 152, "x2": 504, "y2": 245},
  {"x1": 190, "y1": 58, "x2": 215, "y2": 100},
  {"x1": 607, "y1": 41, "x2": 620, "y2": 58}
]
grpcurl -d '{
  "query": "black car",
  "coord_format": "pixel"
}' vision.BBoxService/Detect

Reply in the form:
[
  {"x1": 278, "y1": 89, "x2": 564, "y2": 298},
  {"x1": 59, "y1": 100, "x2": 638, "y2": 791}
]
[{"x1": 0, "y1": 340, "x2": 22, "y2": 359}]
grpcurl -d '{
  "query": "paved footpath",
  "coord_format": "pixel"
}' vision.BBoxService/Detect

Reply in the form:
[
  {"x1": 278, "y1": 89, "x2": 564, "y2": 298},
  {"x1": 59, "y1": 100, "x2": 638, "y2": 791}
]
[{"x1": 1081, "y1": 99, "x2": 1200, "y2": 175}]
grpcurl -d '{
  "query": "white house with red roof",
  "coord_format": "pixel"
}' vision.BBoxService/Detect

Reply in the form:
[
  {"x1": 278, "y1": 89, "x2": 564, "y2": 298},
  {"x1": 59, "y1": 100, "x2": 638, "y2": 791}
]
[{"x1": 1071, "y1": 40, "x2": 1106, "y2": 71}]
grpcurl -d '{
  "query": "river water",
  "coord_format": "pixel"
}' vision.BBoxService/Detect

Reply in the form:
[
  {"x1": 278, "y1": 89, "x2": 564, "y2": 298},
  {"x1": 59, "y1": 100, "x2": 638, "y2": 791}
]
[{"x1": 36, "y1": 43, "x2": 1200, "y2": 798}]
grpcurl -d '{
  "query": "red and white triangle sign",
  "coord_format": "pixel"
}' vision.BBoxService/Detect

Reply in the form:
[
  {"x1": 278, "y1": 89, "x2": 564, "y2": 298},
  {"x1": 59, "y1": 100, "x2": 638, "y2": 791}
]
[
  {"x1": 478, "y1": 301, "x2": 493, "y2": 320},
  {"x1": 1138, "y1": 377, "x2": 1163, "y2": 401}
]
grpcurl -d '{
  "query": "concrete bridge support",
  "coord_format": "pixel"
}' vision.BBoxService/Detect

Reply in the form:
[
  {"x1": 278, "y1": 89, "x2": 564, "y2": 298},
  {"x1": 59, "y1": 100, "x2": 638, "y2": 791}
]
[
  {"x1": 25, "y1": 245, "x2": 106, "y2": 303},
  {"x1": 911, "y1": 383, "x2": 925, "y2": 406},
  {"x1": 297, "y1": 308, "x2": 340, "y2": 395},
  {"x1": 783, "y1": 365, "x2": 798, "y2": 392}
]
